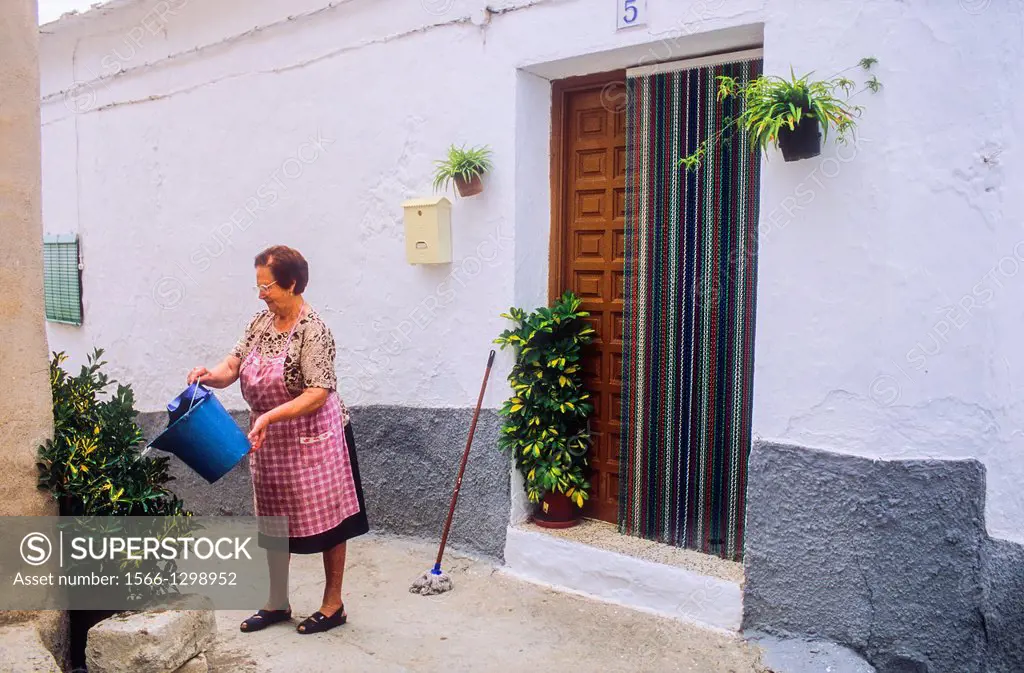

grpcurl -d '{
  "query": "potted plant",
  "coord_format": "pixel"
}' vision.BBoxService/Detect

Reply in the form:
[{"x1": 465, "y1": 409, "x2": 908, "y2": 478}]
[
  {"x1": 494, "y1": 291, "x2": 596, "y2": 528},
  {"x1": 432, "y1": 143, "x2": 493, "y2": 197},
  {"x1": 36, "y1": 349, "x2": 191, "y2": 671},
  {"x1": 679, "y1": 57, "x2": 881, "y2": 171}
]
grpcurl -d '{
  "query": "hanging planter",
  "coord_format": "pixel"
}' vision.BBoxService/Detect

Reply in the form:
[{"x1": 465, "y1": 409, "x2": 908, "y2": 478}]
[
  {"x1": 679, "y1": 57, "x2": 882, "y2": 172},
  {"x1": 432, "y1": 144, "x2": 493, "y2": 198},
  {"x1": 777, "y1": 115, "x2": 822, "y2": 162}
]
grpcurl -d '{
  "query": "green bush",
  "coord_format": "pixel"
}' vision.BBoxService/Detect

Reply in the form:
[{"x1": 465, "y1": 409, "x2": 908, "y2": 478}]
[
  {"x1": 36, "y1": 349, "x2": 189, "y2": 517},
  {"x1": 494, "y1": 291, "x2": 596, "y2": 507}
]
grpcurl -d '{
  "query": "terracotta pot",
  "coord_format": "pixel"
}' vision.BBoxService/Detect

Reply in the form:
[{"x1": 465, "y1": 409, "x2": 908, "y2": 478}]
[
  {"x1": 454, "y1": 174, "x2": 484, "y2": 197},
  {"x1": 532, "y1": 490, "x2": 580, "y2": 529},
  {"x1": 777, "y1": 116, "x2": 821, "y2": 162}
]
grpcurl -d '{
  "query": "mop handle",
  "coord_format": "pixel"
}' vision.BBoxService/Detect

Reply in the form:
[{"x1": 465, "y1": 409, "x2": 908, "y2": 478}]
[{"x1": 434, "y1": 350, "x2": 495, "y2": 567}]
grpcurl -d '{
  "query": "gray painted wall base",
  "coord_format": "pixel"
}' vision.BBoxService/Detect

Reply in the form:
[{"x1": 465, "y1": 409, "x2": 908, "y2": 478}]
[
  {"x1": 744, "y1": 440, "x2": 1024, "y2": 673},
  {"x1": 981, "y1": 539, "x2": 1024, "y2": 673},
  {"x1": 137, "y1": 405, "x2": 509, "y2": 560},
  {"x1": 744, "y1": 631, "x2": 877, "y2": 673}
]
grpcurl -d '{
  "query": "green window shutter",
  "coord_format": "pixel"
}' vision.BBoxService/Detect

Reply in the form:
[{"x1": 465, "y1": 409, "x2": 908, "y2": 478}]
[{"x1": 43, "y1": 234, "x2": 83, "y2": 326}]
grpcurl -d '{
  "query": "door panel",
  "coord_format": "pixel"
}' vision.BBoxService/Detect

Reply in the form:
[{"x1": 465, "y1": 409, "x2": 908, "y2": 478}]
[{"x1": 551, "y1": 72, "x2": 627, "y2": 524}]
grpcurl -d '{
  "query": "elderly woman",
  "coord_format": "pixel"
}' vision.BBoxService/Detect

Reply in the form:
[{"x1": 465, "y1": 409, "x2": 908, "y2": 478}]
[{"x1": 187, "y1": 245, "x2": 368, "y2": 635}]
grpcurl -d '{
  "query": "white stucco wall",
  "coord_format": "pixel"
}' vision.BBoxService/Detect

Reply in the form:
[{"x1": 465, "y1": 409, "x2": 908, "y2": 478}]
[
  {"x1": 39, "y1": 0, "x2": 111, "y2": 26},
  {"x1": 39, "y1": 0, "x2": 1024, "y2": 541}
]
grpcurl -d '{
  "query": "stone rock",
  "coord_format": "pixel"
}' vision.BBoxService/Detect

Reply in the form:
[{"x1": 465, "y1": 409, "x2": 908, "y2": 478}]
[
  {"x1": 746, "y1": 631, "x2": 876, "y2": 673},
  {"x1": 85, "y1": 596, "x2": 217, "y2": 673},
  {"x1": 173, "y1": 652, "x2": 209, "y2": 673},
  {"x1": 0, "y1": 624, "x2": 62, "y2": 672}
]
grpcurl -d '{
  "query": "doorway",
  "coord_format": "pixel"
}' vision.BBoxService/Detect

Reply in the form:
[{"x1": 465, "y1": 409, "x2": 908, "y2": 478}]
[{"x1": 548, "y1": 50, "x2": 762, "y2": 561}]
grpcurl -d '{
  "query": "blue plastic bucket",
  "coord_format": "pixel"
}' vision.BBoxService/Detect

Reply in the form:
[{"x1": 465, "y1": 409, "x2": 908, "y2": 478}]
[{"x1": 148, "y1": 384, "x2": 250, "y2": 484}]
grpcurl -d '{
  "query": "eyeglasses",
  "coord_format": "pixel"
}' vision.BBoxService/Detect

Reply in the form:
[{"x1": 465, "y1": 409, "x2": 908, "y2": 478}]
[{"x1": 255, "y1": 281, "x2": 278, "y2": 293}]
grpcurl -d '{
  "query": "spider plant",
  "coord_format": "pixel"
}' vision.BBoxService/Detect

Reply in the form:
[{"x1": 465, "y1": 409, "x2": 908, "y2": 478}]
[
  {"x1": 432, "y1": 144, "x2": 494, "y2": 197},
  {"x1": 679, "y1": 57, "x2": 881, "y2": 171}
]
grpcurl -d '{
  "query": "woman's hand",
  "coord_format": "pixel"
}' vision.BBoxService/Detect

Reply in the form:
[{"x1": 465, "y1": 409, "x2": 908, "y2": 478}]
[
  {"x1": 248, "y1": 413, "x2": 271, "y2": 452},
  {"x1": 186, "y1": 357, "x2": 241, "y2": 389},
  {"x1": 244, "y1": 390, "x2": 327, "y2": 452},
  {"x1": 187, "y1": 366, "x2": 210, "y2": 385}
]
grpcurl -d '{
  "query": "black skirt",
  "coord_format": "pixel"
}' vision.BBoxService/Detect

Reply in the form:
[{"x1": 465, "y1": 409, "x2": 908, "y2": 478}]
[{"x1": 258, "y1": 422, "x2": 370, "y2": 554}]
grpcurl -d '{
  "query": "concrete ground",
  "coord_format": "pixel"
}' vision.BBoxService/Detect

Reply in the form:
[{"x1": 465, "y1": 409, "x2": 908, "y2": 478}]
[{"x1": 206, "y1": 534, "x2": 770, "y2": 673}]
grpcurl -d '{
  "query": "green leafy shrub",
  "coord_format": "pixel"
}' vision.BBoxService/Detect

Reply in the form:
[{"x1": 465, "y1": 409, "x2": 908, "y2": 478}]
[
  {"x1": 494, "y1": 291, "x2": 596, "y2": 507},
  {"x1": 36, "y1": 349, "x2": 189, "y2": 517}
]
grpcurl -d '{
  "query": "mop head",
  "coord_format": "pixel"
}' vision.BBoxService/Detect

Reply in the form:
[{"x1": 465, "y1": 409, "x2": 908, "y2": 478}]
[{"x1": 410, "y1": 564, "x2": 453, "y2": 595}]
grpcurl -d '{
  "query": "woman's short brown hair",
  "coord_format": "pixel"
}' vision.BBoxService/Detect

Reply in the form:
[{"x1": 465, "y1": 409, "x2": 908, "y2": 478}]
[{"x1": 254, "y1": 245, "x2": 309, "y2": 294}]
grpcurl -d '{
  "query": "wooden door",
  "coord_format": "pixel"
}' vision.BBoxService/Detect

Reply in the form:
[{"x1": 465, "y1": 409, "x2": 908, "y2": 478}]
[{"x1": 551, "y1": 71, "x2": 627, "y2": 524}]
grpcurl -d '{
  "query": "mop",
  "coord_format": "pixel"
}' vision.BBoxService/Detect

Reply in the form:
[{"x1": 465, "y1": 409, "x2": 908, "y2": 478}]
[{"x1": 410, "y1": 349, "x2": 495, "y2": 596}]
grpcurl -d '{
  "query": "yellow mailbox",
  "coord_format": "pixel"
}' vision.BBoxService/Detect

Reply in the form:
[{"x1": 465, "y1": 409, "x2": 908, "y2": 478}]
[{"x1": 403, "y1": 196, "x2": 452, "y2": 264}]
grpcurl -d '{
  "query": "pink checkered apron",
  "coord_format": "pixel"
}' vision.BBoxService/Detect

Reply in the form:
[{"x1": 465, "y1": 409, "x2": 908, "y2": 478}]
[{"x1": 239, "y1": 306, "x2": 361, "y2": 539}]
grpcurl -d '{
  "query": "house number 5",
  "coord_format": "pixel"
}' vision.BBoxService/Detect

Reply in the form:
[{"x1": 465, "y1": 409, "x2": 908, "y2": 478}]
[{"x1": 617, "y1": 0, "x2": 648, "y2": 30}]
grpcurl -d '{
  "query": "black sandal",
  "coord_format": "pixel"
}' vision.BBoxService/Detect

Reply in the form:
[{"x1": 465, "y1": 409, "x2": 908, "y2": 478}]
[
  {"x1": 296, "y1": 606, "x2": 346, "y2": 634},
  {"x1": 239, "y1": 608, "x2": 292, "y2": 632}
]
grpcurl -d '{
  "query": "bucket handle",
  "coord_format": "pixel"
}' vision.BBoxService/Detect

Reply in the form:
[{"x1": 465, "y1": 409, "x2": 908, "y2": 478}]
[
  {"x1": 187, "y1": 380, "x2": 202, "y2": 413},
  {"x1": 142, "y1": 382, "x2": 204, "y2": 458}
]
